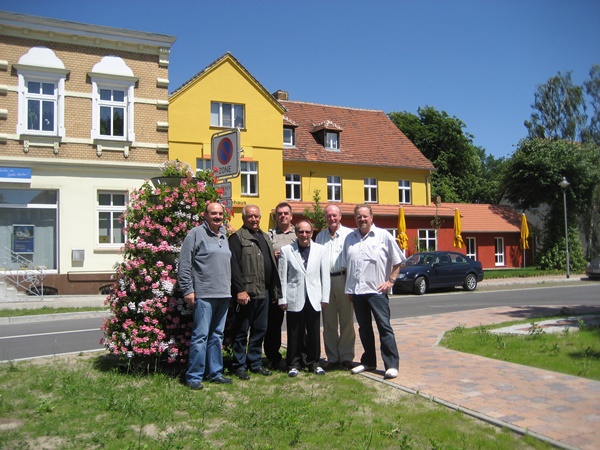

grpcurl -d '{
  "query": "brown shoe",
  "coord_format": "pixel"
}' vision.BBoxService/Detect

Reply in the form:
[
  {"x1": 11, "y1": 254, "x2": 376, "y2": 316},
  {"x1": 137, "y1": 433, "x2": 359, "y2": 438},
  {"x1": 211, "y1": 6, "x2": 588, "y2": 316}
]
[
  {"x1": 341, "y1": 360, "x2": 354, "y2": 370},
  {"x1": 323, "y1": 362, "x2": 338, "y2": 371}
]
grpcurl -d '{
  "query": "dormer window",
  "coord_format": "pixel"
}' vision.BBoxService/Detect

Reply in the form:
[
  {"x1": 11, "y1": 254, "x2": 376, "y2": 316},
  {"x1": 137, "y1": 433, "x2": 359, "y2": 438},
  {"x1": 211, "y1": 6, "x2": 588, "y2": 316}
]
[
  {"x1": 325, "y1": 131, "x2": 339, "y2": 150},
  {"x1": 311, "y1": 120, "x2": 342, "y2": 151},
  {"x1": 283, "y1": 127, "x2": 295, "y2": 147}
]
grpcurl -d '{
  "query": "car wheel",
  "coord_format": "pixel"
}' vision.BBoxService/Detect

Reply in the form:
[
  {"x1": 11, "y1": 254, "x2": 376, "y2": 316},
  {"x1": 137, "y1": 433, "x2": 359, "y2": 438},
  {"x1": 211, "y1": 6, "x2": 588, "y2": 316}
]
[
  {"x1": 413, "y1": 276, "x2": 427, "y2": 295},
  {"x1": 463, "y1": 273, "x2": 478, "y2": 291}
]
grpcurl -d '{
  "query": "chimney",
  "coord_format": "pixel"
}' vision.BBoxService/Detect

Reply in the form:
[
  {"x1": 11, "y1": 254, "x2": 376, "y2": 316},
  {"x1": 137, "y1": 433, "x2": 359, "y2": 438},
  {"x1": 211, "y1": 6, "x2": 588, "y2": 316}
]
[{"x1": 273, "y1": 90, "x2": 289, "y2": 101}]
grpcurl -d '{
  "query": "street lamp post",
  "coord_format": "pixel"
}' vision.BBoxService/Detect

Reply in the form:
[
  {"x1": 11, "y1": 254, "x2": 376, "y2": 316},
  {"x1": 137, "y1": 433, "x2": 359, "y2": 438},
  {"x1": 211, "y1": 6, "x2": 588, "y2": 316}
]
[{"x1": 559, "y1": 177, "x2": 570, "y2": 279}]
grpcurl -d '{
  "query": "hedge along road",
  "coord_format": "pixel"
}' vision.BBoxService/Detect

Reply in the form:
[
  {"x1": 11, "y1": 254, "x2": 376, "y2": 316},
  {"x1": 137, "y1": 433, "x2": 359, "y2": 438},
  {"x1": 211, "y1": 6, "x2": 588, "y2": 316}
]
[{"x1": 1, "y1": 283, "x2": 599, "y2": 363}]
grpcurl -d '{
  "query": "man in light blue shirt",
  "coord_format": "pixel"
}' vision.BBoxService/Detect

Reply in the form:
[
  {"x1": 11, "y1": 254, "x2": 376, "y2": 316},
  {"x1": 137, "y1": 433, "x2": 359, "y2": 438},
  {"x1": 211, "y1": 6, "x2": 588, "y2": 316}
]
[
  {"x1": 342, "y1": 204, "x2": 405, "y2": 379},
  {"x1": 316, "y1": 204, "x2": 355, "y2": 370}
]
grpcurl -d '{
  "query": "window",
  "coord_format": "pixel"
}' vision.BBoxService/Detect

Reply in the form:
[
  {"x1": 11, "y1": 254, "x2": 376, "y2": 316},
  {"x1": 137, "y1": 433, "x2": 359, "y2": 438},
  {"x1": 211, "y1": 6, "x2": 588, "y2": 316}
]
[
  {"x1": 16, "y1": 47, "x2": 68, "y2": 138},
  {"x1": 211, "y1": 102, "x2": 245, "y2": 128},
  {"x1": 90, "y1": 56, "x2": 136, "y2": 142},
  {"x1": 466, "y1": 237, "x2": 477, "y2": 260},
  {"x1": 196, "y1": 158, "x2": 212, "y2": 174},
  {"x1": 285, "y1": 174, "x2": 301, "y2": 200},
  {"x1": 418, "y1": 229, "x2": 437, "y2": 252},
  {"x1": 327, "y1": 176, "x2": 342, "y2": 202},
  {"x1": 26, "y1": 81, "x2": 56, "y2": 132},
  {"x1": 0, "y1": 189, "x2": 58, "y2": 270},
  {"x1": 284, "y1": 128, "x2": 295, "y2": 147},
  {"x1": 325, "y1": 131, "x2": 339, "y2": 150},
  {"x1": 241, "y1": 161, "x2": 258, "y2": 196},
  {"x1": 99, "y1": 88, "x2": 126, "y2": 137},
  {"x1": 398, "y1": 180, "x2": 411, "y2": 204},
  {"x1": 98, "y1": 192, "x2": 127, "y2": 246},
  {"x1": 364, "y1": 178, "x2": 378, "y2": 203},
  {"x1": 494, "y1": 237, "x2": 505, "y2": 266}
]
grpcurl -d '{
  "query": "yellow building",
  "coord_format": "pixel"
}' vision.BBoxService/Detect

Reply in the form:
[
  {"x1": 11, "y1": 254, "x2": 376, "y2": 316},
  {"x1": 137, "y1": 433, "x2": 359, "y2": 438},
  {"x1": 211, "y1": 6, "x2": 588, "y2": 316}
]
[{"x1": 169, "y1": 53, "x2": 286, "y2": 229}]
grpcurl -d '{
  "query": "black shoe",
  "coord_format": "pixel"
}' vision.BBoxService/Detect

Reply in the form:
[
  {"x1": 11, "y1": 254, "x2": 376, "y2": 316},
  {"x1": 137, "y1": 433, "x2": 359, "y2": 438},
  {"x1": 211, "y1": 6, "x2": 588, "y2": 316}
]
[
  {"x1": 211, "y1": 376, "x2": 233, "y2": 384},
  {"x1": 187, "y1": 381, "x2": 204, "y2": 390},
  {"x1": 250, "y1": 367, "x2": 272, "y2": 376},
  {"x1": 235, "y1": 369, "x2": 250, "y2": 380}
]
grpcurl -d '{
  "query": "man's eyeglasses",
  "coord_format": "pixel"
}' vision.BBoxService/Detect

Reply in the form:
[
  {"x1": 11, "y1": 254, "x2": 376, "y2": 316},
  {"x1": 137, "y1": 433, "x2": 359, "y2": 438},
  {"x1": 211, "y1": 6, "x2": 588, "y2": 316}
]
[{"x1": 296, "y1": 230, "x2": 312, "y2": 235}]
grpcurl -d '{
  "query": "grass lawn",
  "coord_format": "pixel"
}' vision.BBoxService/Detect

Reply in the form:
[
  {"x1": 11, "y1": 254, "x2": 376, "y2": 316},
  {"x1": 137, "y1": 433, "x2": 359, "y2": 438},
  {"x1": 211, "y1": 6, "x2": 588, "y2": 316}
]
[
  {"x1": 0, "y1": 354, "x2": 551, "y2": 450},
  {"x1": 440, "y1": 314, "x2": 600, "y2": 381}
]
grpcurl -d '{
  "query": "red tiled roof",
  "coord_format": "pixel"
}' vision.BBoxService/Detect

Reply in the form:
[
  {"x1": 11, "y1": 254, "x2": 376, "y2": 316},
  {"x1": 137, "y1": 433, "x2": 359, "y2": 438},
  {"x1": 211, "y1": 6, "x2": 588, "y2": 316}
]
[
  {"x1": 445, "y1": 203, "x2": 522, "y2": 233},
  {"x1": 280, "y1": 100, "x2": 435, "y2": 171},
  {"x1": 287, "y1": 202, "x2": 522, "y2": 233}
]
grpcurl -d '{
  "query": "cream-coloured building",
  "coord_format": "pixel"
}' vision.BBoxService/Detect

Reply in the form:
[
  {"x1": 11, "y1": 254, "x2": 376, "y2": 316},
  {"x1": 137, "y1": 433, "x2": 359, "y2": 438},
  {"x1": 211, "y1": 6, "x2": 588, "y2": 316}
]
[{"x1": 0, "y1": 11, "x2": 175, "y2": 296}]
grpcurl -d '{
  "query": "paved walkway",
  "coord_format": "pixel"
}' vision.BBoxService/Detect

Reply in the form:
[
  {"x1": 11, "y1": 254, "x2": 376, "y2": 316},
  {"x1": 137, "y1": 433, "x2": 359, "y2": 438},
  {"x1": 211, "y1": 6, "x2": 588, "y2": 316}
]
[{"x1": 356, "y1": 303, "x2": 600, "y2": 450}]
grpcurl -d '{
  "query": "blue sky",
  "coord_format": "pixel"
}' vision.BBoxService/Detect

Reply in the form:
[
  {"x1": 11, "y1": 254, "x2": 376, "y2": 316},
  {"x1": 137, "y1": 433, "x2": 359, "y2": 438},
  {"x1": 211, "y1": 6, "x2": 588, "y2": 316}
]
[{"x1": 3, "y1": 0, "x2": 599, "y2": 158}]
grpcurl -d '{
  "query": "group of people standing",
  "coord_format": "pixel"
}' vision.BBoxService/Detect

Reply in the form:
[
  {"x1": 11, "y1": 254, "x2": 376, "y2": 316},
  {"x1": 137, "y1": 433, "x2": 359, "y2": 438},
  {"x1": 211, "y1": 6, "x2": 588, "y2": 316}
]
[{"x1": 177, "y1": 201, "x2": 405, "y2": 390}]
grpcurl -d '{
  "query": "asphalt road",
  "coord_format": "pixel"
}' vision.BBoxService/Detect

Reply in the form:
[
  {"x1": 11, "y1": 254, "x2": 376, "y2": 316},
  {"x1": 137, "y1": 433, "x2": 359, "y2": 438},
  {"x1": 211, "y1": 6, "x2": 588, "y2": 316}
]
[{"x1": 1, "y1": 283, "x2": 599, "y2": 363}]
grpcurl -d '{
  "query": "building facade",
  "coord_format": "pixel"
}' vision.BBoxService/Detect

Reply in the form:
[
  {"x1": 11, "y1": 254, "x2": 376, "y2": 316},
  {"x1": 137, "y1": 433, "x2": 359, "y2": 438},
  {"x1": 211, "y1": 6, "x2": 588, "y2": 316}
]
[{"x1": 0, "y1": 11, "x2": 176, "y2": 296}]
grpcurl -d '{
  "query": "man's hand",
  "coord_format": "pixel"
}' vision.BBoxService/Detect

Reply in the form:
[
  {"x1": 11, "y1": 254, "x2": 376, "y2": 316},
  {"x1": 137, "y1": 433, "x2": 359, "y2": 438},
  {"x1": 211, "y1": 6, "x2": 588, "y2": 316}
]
[
  {"x1": 237, "y1": 291, "x2": 251, "y2": 306},
  {"x1": 184, "y1": 293, "x2": 195, "y2": 306},
  {"x1": 377, "y1": 280, "x2": 394, "y2": 294}
]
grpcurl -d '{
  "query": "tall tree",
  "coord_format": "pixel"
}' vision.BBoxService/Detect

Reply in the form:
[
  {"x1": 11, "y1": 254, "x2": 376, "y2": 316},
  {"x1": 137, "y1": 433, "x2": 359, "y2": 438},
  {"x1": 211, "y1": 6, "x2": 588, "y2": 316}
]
[
  {"x1": 524, "y1": 71, "x2": 587, "y2": 142},
  {"x1": 389, "y1": 106, "x2": 505, "y2": 204},
  {"x1": 584, "y1": 64, "x2": 600, "y2": 145},
  {"x1": 502, "y1": 138, "x2": 600, "y2": 269}
]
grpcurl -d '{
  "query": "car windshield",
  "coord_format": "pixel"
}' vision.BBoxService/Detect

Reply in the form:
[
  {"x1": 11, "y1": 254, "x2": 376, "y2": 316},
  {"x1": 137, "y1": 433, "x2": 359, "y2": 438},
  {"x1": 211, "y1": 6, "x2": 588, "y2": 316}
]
[{"x1": 402, "y1": 254, "x2": 435, "y2": 267}]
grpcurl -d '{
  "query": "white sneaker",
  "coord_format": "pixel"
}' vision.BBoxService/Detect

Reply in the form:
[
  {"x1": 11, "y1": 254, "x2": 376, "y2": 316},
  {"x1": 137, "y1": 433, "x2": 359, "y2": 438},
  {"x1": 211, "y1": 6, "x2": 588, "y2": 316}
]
[
  {"x1": 351, "y1": 364, "x2": 375, "y2": 375},
  {"x1": 288, "y1": 368, "x2": 299, "y2": 377},
  {"x1": 315, "y1": 367, "x2": 325, "y2": 375},
  {"x1": 384, "y1": 368, "x2": 398, "y2": 379}
]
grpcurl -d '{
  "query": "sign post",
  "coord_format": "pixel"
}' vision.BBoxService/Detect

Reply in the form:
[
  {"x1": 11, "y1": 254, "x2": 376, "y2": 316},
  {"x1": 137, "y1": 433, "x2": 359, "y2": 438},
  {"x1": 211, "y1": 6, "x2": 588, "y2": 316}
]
[
  {"x1": 211, "y1": 129, "x2": 240, "y2": 210},
  {"x1": 211, "y1": 129, "x2": 240, "y2": 180}
]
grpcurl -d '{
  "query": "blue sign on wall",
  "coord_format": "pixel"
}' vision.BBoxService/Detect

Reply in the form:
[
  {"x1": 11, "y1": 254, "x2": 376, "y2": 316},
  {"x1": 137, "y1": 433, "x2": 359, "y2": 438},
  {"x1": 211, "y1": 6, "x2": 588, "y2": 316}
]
[{"x1": 0, "y1": 167, "x2": 32, "y2": 183}]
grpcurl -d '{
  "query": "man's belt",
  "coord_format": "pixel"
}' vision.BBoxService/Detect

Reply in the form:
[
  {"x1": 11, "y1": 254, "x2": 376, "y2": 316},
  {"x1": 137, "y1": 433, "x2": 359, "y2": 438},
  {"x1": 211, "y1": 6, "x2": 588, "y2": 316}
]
[{"x1": 330, "y1": 270, "x2": 346, "y2": 277}]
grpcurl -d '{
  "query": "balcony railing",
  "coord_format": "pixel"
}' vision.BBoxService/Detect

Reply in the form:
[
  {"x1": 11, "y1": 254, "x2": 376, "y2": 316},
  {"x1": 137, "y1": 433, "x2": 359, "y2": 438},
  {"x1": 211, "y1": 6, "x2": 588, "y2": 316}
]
[{"x1": 0, "y1": 245, "x2": 46, "y2": 299}]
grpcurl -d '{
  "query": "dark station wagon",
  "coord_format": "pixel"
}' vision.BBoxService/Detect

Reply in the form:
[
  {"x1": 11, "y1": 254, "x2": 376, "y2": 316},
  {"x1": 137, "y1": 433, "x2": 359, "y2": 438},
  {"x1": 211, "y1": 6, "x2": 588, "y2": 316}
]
[{"x1": 393, "y1": 251, "x2": 484, "y2": 295}]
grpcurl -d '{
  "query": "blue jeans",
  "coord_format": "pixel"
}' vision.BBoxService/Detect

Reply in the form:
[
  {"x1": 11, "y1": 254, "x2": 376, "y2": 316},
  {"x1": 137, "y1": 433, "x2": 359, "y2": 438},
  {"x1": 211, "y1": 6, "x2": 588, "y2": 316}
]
[
  {"x1": 186, "y1": 297, "x2": 229, "y2": 384},
  {"x1": 352, "y1": 293, "x2": 399, "y2": 370},
  {"x1": 232, "y1": 291, "x2": 268, "y2": 371}
]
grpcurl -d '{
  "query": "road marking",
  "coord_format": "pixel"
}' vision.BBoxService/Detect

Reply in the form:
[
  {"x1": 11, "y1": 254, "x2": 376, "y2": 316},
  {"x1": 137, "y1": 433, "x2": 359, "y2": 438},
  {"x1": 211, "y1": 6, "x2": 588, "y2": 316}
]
[{"x1": 0, "y1": 328, "x2": 100, "y2": 340}]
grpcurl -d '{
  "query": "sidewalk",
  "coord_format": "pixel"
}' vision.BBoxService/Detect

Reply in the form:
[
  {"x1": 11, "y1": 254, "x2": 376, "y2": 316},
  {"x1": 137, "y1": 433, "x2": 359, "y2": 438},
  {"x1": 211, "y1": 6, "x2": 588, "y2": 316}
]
[{"x1": 360, "y1": 303, "x2": 600, "y2": 450}]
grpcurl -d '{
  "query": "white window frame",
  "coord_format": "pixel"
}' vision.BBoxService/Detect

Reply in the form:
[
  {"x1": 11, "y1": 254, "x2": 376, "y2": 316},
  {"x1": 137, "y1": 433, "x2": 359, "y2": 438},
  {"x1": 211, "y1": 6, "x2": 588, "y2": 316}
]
[
  {"x1": 466, "y1": 237, "x2": 477, "y2": 260},
  {"x1": 398, "y1": 179, "x2": 411, "y2": 204},
  {"x1": 327, "y1": 175, "x2": 342, "y2": 202},
  {"x1": 17, "y1": 71, "x2": 67, "y2": 138},
  {"x1": 285, "y1": 174, "x2": 301, "y2": 200},
  {"x1": 91, "y1": 79, "x2": 135, "y2": 142},
  {"x1": 418, "y1": 229, "x2": 437, "y2": 252},
  {"x1": 325, "y1": 131, "x2": 339, "y2": 150},
  {"x1": 364, "y1": 178, "x2": 378, "y2": 203},
  {"x1": 97, "y1": 191, "x2": 127, "y2": 247},
  {"x1": 211, "y1": 102, "x2": 245, "y2": 128},
  {"x1": 494, "y1": 237, "x2": 505, "y2": 266},
  {"x1": 241, "y1": 161, "x2": 258, "y2": 196},
  {"x1": 284, "y1": 128, "x2": 295, "y2": 147}
]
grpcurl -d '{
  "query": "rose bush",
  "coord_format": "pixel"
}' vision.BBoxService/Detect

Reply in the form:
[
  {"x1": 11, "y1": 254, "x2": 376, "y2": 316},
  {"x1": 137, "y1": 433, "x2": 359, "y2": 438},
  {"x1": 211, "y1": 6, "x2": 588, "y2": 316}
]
[{"x1": 101, "y1": 162, "x2": 231, "y2": 366}]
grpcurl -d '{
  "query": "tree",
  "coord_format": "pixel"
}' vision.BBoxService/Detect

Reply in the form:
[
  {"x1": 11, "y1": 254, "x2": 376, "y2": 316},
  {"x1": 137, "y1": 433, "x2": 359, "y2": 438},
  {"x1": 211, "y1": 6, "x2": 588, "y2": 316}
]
[
  {"x1": 389, "y1": 106, "x2": 506, "y2": 204},
  {"x1": 524, "y1": 71, "x2": 587, "y2": 142},
  {"x1": 502, "y1": 138, "x2": 600, "y2": 269},
  {"x1": 303, "y1": 189, "x2": 327, "y2": 236},
  {"x1": 584, "y1": 64, "x2": 600, "y2": 145}
]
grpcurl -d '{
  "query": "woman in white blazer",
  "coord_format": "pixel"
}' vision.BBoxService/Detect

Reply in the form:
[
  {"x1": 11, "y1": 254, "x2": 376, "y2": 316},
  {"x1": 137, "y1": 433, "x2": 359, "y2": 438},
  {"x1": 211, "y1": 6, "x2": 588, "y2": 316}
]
[{"x1": 278, "y1": 220, "x2": 330, "y2": 376}]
